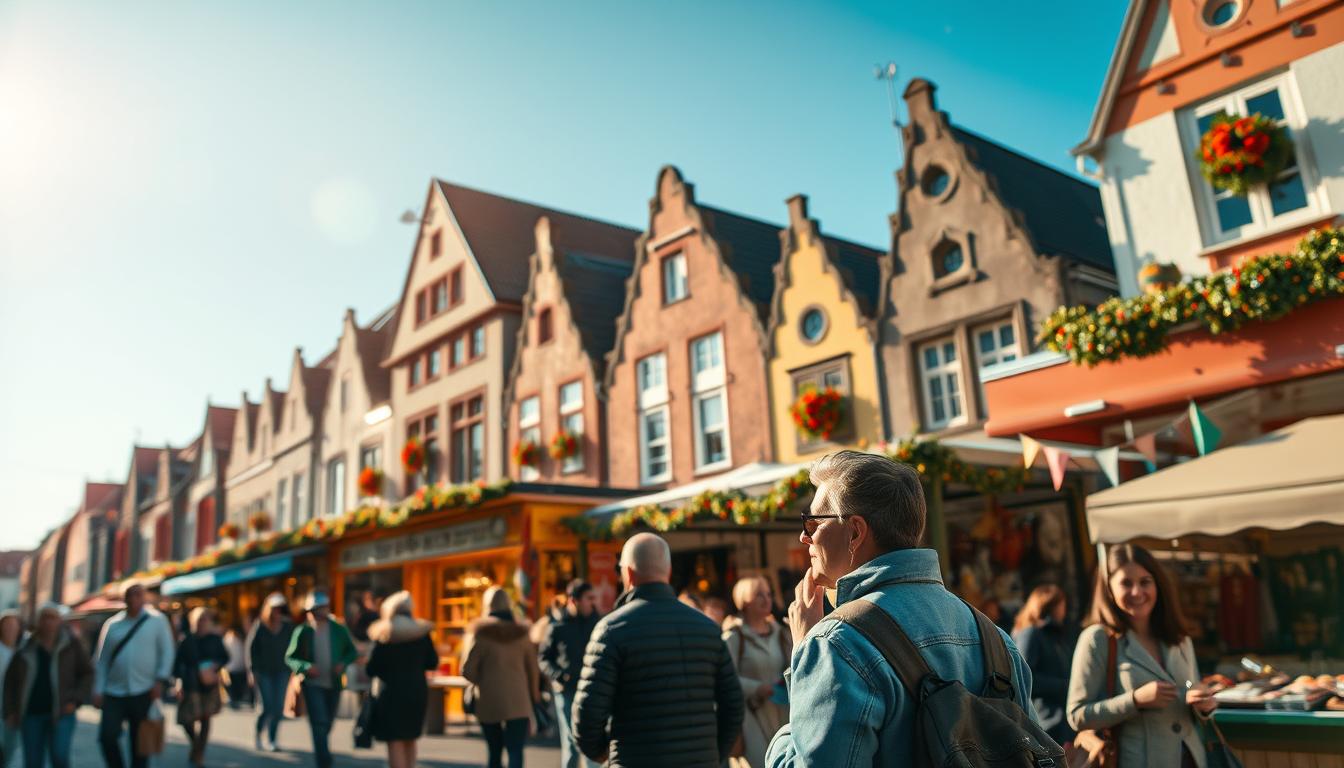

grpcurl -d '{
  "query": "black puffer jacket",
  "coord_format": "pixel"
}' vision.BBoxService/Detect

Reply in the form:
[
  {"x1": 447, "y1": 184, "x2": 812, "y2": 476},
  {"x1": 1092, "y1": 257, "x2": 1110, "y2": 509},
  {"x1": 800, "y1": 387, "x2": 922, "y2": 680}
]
[
  {"x1": 539, "y1": 609, "x2": 599, "y2": 695},
  {"x1": 573, "y1": 582, "x2": 744, "y2": 768}
]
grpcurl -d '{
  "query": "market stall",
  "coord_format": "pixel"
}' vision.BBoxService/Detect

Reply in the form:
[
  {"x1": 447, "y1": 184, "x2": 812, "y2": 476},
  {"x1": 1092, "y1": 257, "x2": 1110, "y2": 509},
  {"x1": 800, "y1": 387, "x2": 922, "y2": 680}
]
[
  {"x1": 1085, "y1": 414, "x2": 1344, "y2": 762},
  {"x1": 159, "y1": 546, "x2": 326, "y2": 631}
]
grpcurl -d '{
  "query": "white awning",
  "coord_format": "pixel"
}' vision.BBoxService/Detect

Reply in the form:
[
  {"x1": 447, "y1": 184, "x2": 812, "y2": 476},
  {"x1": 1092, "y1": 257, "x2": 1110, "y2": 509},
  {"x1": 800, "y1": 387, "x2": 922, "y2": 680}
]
[
  {"x1": 586, "y1": 462, "x2": 806, "y2": 518},
  {"x1": 1085, "y1": 414, "x2": 1344, "y2": 543}
]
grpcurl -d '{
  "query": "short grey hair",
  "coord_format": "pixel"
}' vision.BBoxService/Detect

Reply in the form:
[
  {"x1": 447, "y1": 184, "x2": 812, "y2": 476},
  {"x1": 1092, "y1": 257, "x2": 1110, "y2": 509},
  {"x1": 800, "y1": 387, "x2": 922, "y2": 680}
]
[
  {"x1": 810, "y1": 450, "x2": 926, "y2": 552},
  {"x1": 620, "y1": 532, "x2": 671, "y2": 580}
]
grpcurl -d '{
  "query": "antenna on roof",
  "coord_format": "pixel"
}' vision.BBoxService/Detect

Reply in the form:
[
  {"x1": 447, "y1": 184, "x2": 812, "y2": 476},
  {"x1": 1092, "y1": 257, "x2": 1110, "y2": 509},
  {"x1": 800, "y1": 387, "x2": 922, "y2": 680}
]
[{"x1": 874, "y1": 61, "x2": 905, "y2": 157}]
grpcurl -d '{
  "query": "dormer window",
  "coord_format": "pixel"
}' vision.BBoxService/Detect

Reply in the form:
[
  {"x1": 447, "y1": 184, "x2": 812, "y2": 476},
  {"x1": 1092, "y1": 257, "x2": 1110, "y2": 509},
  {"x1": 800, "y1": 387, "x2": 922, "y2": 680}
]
[
  {"x1": 430, "y1": 229, "x2": 443, "y2": 259},
  {"x1": 662, "y1": 252, "x2": 688, "y2": 304},
  {"x1": 538, "y1": 308, "x2": 554, "y2": 344},
  {"x1": 936, "y1": 242, "x2": 965, "y2": 277}
]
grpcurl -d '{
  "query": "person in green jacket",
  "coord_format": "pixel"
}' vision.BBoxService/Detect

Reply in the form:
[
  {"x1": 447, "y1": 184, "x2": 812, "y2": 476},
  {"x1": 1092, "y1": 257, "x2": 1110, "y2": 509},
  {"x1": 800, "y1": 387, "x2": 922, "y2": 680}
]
[{"x1": 285, "y1": 590, "x2": 358, "y2": 768}]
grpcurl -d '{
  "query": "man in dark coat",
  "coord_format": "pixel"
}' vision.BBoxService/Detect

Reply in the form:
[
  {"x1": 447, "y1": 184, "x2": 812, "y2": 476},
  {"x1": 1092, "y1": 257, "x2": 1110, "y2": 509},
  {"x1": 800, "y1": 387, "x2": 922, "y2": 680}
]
[
  {"x1": 539, "y1": 579, "x2": 601, "y2": 768},
  {"x1": 573, "y1": 533, "x2": 744, "y2": 768}
]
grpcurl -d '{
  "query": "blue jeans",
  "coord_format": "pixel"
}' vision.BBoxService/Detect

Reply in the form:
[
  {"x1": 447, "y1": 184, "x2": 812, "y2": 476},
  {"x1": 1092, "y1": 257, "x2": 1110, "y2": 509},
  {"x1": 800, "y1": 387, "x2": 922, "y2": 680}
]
[
  {"x1": 20, "y1": 714, "x2": 74, "y2": 768},
  {"x1": 1, "y1": 720, "x2": 19, "y2": 768},
  {"x1": 301, "y1": 684, "x2": 339, "y2": 768},
  {"x1": 553, "y1": 690, "x2": 598, "y2": 768},
  {"x1": 481, "y1": 718, "x2": 527, "y2": 768},
  {"x1": 255, "y1": 673, "x2": 288, "y2": 744}
]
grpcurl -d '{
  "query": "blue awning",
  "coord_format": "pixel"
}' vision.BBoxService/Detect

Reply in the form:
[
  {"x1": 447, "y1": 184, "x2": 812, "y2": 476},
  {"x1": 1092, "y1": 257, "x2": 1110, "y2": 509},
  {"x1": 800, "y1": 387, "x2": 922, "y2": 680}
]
[{"x1": 160, "y1": 546, "x2": 322, "y2": 597}]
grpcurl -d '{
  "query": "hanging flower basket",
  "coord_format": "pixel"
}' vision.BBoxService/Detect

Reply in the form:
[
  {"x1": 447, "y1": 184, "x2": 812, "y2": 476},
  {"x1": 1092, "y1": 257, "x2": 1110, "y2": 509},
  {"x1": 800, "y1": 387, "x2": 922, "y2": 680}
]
[
  {"x1": 548, "y1": 430, "x2": 581, "y2": 460},
  {"x1": 512, "y1": 438, "x2": 540, "y2": 468},
  {"x1": 217, "y1": 522, "x2": 241, "y2": 540},
  {"x1": 790, "y1": 386, "x2": 845, "y2": 441},
  {"x1": 357, "y1": 466, "x2": 383, "y2": 497},
  {"x1": 1197, "y1": 112, "x2": 1294, "y2": 197},
  {"x1": 248, "y1": 511, "x2": 272, "y2": 533},
  {"x1": 401, "y1": 437, "x2": 425, "y2": 475}
]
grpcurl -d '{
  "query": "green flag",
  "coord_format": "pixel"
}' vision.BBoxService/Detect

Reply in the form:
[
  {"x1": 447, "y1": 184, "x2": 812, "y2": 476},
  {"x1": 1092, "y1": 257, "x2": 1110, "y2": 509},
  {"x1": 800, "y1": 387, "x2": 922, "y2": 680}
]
[{"x1": 1188, "y1": 401, "x2": 1222, "y2": 456}]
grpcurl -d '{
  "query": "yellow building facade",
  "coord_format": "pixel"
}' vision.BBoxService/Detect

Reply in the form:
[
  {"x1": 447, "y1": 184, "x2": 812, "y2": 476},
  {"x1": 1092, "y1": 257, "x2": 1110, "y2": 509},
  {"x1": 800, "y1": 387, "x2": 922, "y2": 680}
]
[{"x1": 767, "y1": 195, "x2": 887, "y2": 463}]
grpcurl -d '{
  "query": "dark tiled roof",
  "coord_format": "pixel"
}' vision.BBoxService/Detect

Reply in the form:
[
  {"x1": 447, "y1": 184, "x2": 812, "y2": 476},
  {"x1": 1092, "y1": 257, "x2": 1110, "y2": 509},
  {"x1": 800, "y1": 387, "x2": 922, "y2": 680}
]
[
  {"x1": 131, "y1": 447, "x2": 161, "y2": 477},
  {"x1": 698, "y1": 206, "x2": 786, "y2": 325},
  {"x1": 0, "y1": 551, "x2": 29, "y2": 578},
  {"x1": 355, "y1": 305, "x2": 398, "y2": 405},
  {"x1": 265, "y1": 388, "x2": 286, "y2": 432},
  {"x1": 242, "y1": 398, "x2": 259, "y2": 447},
  {"x1": 952, "y1": 127, "x2": 1113, "y2": 271},
  {"x1": 556, "y1": 250, "x2": 636, "y2": 376},
  {"x1": 300, "y1": 366, "x2": 331, "y2": 418},
  {"x1": 82, "y1": 482, "x2": 123, "y2": 514},
  {"x1": 436, "y1": 181, "x2": 639, "y2": 304},
  {"x1": 207, "y1": 406, "x2": 237, "y2": 450},
  {"x1": 822, "y1": 236, "x2": 885, "y2": 318}
]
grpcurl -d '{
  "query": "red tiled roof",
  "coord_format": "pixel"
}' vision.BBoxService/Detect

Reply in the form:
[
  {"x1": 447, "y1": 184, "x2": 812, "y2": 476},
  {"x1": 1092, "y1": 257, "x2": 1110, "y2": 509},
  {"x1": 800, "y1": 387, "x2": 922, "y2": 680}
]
[
  {"x1": 82, "y1": 482, "x2": 123, "y2": 514},
  {"x1": 300, "y1": 365, "x2": 332, "y2": 418},
  {"x1": 436, "y1": 180, "x2": 640, "y2": 304},
  {"x1": 355, "y1": 305, "x2": 397, "y2": 406},
  {"x1": 207, "y1": 405, "x2": 237, "y2": 450},
  {"x1": 131, "y1": 447, "x2": 161, "y2": 477},
  {"x1": 0, "y1": 551, "x2": 31, "y2": 577}
]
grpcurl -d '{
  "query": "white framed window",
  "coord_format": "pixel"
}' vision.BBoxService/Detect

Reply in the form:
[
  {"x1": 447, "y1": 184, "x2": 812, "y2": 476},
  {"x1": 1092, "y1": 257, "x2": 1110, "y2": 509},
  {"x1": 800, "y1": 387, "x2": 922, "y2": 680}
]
[
  {"x1": 1185, "y1": 73, "x2": 1319, "y2": 244},
  {"x1": 326, "y1": 458, "x2": 345, "y2": 517},
  {"x1": 637, "y1": 353, "x2": 671, "y2": 484},
  {"x1": 973, "y1": 321, "x2": 1019, "y2": 417},
  {"x1": 292, "y1": 472, "x2": 306, "y2": 525},
  {"x1": 276, "y1": 478, "x2": 288, "y2": 530},
  {"x1": 198, "y1": 445, "x2": 213, "y2": 478},
  {"x1": 662, "y1": 252, "x2": 688, "y2": 304},
  {"x1": 690, "y1": 332, "x2": 730, "y2": 471},
  {"x1": 919, "y1": 337, "x2": 966, "y2": 431},
  {"x1": 518, "y1": 395, "x2": 540, "y2": 482},
  {"x1": 558, "y1": 381, "x2": 585, "y2": 473}
]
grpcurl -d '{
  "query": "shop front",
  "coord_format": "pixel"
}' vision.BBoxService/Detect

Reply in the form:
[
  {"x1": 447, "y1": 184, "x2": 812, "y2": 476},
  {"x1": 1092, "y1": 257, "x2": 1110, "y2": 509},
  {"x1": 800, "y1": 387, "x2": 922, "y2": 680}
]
[
  {"x1": 159, "y1": 547, "x2": 326, "y2": 631},
  {"x1": 329, "y1": 491, "x2": 602, "y2": 668},
  {"x1": 1084, "y1": 415, "x2": 1344, "y2": 763}
]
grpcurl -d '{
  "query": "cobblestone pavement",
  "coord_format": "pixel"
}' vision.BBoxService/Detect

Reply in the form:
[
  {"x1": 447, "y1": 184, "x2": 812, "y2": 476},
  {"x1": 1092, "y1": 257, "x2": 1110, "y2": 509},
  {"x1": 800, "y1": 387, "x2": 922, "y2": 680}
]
[{"x1": 62, "y1": 702, "x2": 562, "y2": 767}]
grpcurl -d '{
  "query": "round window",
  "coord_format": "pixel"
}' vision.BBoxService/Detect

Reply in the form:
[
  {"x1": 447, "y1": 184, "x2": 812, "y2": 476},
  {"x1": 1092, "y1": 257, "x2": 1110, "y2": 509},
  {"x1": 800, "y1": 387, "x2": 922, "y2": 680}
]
[
  {"x1": 922, "y1": 166, "x2": 951, "y2": 198},
  {"x1": 940, "y1": 244, "x2": 965, "y2": 275},
  {"x1": 800, "y1": 308, "x2": 827, "y2": 343},
  {"x1": 1203, "y1": 0, "x2": 1239, "y2": 27}
]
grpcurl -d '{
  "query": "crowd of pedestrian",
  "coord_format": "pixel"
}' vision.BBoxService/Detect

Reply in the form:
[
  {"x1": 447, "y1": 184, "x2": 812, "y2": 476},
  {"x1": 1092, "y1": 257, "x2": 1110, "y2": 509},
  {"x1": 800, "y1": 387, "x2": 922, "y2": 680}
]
[{"x1": 0, "y1": 449, "x2": 1234, "y2": 768}]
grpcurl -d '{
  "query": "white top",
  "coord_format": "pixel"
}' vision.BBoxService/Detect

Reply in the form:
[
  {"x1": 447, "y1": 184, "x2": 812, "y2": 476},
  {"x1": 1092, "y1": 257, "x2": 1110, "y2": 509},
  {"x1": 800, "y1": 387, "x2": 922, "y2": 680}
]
[{"x1": 93, "y1": 608, "x2": 175, "y2": 697}]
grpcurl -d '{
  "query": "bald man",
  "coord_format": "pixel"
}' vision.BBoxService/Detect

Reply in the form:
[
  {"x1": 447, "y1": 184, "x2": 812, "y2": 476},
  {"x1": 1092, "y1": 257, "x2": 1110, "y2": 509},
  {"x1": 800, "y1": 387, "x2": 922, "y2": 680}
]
[{"x1": 572, "y1": 533, "x2": 744, "y2": 768}]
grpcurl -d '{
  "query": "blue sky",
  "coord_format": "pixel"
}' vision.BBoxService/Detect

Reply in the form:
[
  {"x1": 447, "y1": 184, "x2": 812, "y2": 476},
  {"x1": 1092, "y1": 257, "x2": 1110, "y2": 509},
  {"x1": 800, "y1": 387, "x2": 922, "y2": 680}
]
[{"x1": 0, "y1": 0, "x2": 1127, "y2": 550}]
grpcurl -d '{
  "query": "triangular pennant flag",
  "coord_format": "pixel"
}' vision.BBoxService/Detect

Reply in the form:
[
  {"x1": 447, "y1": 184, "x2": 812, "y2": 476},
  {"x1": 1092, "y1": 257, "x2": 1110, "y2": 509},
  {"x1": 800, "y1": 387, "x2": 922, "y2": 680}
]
[
  {"x1": 1133, "y1": 433, "x2": 1158, "y2": 465},
  {"x1": 1021, "y1": 435, "x2": 1042, "y2": 469},
  {"x1": 1043, "y1": 446, "x2": 1070, "y2": 491},
  {"x1": 1096, "y1": 446, "x2": 1122, "y2": 488},
  {"x1": 1188, "y1": 401, "x2": 1223, "y2": 456}
]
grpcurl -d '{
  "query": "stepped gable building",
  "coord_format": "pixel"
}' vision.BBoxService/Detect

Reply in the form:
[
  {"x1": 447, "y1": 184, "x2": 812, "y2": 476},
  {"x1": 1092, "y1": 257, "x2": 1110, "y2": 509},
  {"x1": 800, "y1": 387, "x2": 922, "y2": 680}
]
[
  {"x1": 506, "y1": 214, "x2": 639, "y2": 487},
  {"x1": 605, "y1": 166, "x2": 783, "y2": 489},
  {"x1": 766, "y1": 194, "x2": 887, "y2": 463},
  {"x1": 61, "y1": 482, "x2": 122, "y2": 605},
  {"x1": 319, "y1": 306, "x2": 397, "y2": 512},
  {"x1": 385, "y1": 180, "x2": 635, "y2": 493},
  {"x1": 225, "y1": 382, "x2": 284, "y2": 543},
  {"x1": 184, "y1": 405, "x2": 238, "y2": 558},
  {"x1": 273, "y1": 349, "x2": 332, "y2": 529},
  {"x1": 880, "y1": 78, "x2": 1117, "y2": 438}
]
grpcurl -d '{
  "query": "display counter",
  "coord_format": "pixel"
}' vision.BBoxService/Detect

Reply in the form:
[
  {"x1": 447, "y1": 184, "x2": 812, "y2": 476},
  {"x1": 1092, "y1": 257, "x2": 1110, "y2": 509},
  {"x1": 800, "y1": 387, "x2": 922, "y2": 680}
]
[{"x1": 1214, "y1": 710, "x2": 1344, "y2": 764}]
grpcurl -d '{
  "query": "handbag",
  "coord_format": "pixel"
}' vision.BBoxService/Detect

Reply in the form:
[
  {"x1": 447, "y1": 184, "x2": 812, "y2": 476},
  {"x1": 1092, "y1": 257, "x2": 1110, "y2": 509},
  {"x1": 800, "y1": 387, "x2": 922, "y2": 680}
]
[
  {"x1": 1065, "y1": 633, "x2": 1119, "y2": 768},
  {"x1": 532, "y1": 692, "x2": 555, "y2": 734},
  {"x1": 1198, "y1": 712, "x2": 1244, "y2": 768},
  {"x1": 353, "y1": 694, "x2": 375, "y2": 749},
  {"x1": 283, "y1": 674, "x2": 306, "y2": 719},
  {"x1": 136, "y1": 701, "x2": 165, "y2": 757},
  {"x1": 462, "y1": 684, "x2": 477, "y2": 716}
]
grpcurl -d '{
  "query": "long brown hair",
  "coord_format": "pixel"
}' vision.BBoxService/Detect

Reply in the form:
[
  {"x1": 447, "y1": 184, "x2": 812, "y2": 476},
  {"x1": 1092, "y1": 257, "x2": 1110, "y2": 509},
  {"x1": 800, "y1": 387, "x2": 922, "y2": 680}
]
[
  {"x1": 1013, "y1": 584, "x2": 1066, "y2": 633},
  {"x1": 1086, "y1": 543, "x2": 1191, "y2": 645}
]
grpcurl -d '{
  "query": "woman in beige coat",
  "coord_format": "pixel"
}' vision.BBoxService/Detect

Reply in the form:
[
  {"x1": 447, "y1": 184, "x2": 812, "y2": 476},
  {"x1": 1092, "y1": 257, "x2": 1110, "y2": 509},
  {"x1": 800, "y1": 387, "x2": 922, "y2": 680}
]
[
  {"x1": 1067, "y1": 544, "x2": 1217, "y2": 768},
  {"x1": 722, "y1": 577, "x2": 790, "y2": 768},
  {"x1": 462, "y1": 587, "x2": 540, "y2": 768}
]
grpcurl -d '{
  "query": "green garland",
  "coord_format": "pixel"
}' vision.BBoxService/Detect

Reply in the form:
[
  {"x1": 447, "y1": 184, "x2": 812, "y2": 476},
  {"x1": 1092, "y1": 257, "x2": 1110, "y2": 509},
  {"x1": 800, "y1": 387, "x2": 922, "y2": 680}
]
[
  {"x1": 1040, "y1": 228, "x2": 1344, "y2": 367},
  {"x1": 565, "y1": 436, "x2": 1032, "y2": 541},
  {"x1": 129, "y1": 479, "x2": 513, "y2": 583}
]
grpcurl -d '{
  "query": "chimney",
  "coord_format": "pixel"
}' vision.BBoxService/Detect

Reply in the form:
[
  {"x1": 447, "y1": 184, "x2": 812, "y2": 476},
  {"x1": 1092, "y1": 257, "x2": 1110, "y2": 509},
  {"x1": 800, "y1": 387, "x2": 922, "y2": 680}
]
[
  {"x1": 903, "y1": 78, "x2": 938, "y2": 125},
  {"x1": 786, "y1": 194, "x2": 809, "y2": 229}
]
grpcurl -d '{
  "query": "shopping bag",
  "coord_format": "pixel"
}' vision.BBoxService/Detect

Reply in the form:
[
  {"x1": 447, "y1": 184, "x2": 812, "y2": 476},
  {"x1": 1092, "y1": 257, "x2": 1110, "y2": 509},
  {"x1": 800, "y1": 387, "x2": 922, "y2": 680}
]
[
  {"x1": 353, "y1": 694, "x2": 375, "y2": 749},
  {"x1": 284, "y1": 675, "x2": 306, "y2": 719},
  {"x1": 136, "y1": 701, "x2": 165, "y2": 757}
]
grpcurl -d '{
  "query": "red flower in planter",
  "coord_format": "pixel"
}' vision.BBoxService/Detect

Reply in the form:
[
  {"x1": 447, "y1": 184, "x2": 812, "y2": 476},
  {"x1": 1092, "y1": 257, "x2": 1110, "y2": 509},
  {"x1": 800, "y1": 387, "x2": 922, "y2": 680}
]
[
  {"x1": 248, "y1": 511, "x2": 272, "y2": 533},
  {"x1": 512, "y1": 438, "x2": 540, "y2": 468},
  {"x1": 1197, "y1": 112, "x2": 1293, "y2": 196},
  {"x1": 217, "y1": 522, "x2": 241, "y2": 540},
  {"x1": 790, "y1": 386, "x2": 845, "y2": 441},
  {"x1": 548, "y1": 430, "x2": 581, "y2": 460},
  {"x1": 401, "y1": 437, "x2": 425, "y2": 475},
  {"x1": 357, "y1": 467, "x2": 383, "y2": 497}
]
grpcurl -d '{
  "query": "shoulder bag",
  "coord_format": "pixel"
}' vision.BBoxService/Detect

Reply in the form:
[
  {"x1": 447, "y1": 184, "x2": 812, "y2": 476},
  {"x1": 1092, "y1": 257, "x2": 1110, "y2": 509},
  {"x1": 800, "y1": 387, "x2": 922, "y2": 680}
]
[{"x1": 1066, "y1": 633, "x2": 1119, "y2": 768}]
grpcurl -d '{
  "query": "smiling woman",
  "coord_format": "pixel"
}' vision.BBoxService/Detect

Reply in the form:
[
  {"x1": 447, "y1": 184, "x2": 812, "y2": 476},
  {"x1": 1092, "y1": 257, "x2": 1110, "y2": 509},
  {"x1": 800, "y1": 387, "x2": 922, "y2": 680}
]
[{"x1": 310, "y1": 177, "x2": 379, "y2": 246}]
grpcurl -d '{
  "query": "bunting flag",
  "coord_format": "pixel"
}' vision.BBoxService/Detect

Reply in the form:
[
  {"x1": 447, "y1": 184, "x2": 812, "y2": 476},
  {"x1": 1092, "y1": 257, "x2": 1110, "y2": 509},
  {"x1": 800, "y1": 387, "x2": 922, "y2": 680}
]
[
  {"x1": 1095, "y1": 446, "x2": 1122, "y2": 488},
  {"x1": 1133, "y1": 432, "x2": 1158, "y2": 465},
  {"x1": 1020, "y1": 435, "x2": 1043, "y2": 469},
  {"x1": 1043, "y1": 446, "x2": 1070, "y2": 491},
  {"x1": 1188, "y1": 401, "x2": 1223, "y2": 456}
]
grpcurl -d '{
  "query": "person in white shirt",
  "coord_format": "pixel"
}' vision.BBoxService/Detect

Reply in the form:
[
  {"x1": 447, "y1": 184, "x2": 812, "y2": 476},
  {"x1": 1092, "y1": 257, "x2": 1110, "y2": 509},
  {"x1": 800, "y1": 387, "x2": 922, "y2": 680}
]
[
  {"x1": 92, "y1": 583, "x2": 175, "y2": 768},
  {"x1": 0, "y1": 611, "x2": 23, "y2": 768}
]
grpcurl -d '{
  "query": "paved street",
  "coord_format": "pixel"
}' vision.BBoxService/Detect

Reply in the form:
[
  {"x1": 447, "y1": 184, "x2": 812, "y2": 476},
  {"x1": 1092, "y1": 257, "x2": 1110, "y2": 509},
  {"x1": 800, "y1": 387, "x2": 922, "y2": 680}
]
[{"x1": 64, "y1": 703, "x2": 562, "y2": 767}]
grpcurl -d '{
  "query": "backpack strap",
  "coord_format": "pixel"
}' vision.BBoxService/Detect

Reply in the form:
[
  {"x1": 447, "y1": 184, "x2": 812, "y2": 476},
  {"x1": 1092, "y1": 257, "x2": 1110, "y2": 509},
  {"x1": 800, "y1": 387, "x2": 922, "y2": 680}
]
[
  {"x1": 962, "y1": 599, "x2": 1015, "y2": 700},
  {"x1": 829, "y1": 599, "x2": 932, "y2": 699}
]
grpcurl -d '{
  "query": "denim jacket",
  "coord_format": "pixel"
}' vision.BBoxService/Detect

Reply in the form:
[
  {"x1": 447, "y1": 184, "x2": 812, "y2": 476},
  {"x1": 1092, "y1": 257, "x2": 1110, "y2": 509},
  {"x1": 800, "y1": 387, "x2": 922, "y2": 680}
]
[{"x1": 766, "y1": 549, "x2": 1036, "y2": 767}]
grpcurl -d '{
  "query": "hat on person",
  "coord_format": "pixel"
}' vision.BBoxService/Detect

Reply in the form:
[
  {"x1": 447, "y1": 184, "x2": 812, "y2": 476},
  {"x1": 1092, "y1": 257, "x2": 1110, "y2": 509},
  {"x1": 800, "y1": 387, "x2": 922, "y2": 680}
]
[
  {"x1": 265, "y1": 593, "x2": 288, "y2": 608},
  {"x1": 303, "y1": 590, "x2": 331, "y2": 612},
  {"x1": 37, "y1": 601, "x2": 69, "y2": 618}
]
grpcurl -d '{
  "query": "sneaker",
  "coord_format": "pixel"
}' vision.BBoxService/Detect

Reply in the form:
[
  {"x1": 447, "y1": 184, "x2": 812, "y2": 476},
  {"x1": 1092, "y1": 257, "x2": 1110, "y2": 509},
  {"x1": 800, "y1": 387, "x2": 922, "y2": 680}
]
[
  {"x1": 254, "y1": 734, "x2": 263, "y2": 752},
  {"x1": 267, "y1": 741, "x2": 282, "y2": 753}
]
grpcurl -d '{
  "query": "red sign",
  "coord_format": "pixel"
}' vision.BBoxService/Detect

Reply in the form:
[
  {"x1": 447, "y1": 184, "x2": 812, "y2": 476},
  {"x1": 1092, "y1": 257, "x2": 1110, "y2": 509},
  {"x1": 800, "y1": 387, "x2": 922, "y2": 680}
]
[{"x1": 588, "y1": 551, "x2": 618, "y2": 614}]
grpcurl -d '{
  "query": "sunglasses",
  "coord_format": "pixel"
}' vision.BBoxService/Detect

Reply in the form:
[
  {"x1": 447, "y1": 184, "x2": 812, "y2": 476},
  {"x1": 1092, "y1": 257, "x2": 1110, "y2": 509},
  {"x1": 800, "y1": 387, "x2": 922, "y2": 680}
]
[{"x1": 800, "y1": 513, "x2": 845, "y2": 536}]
